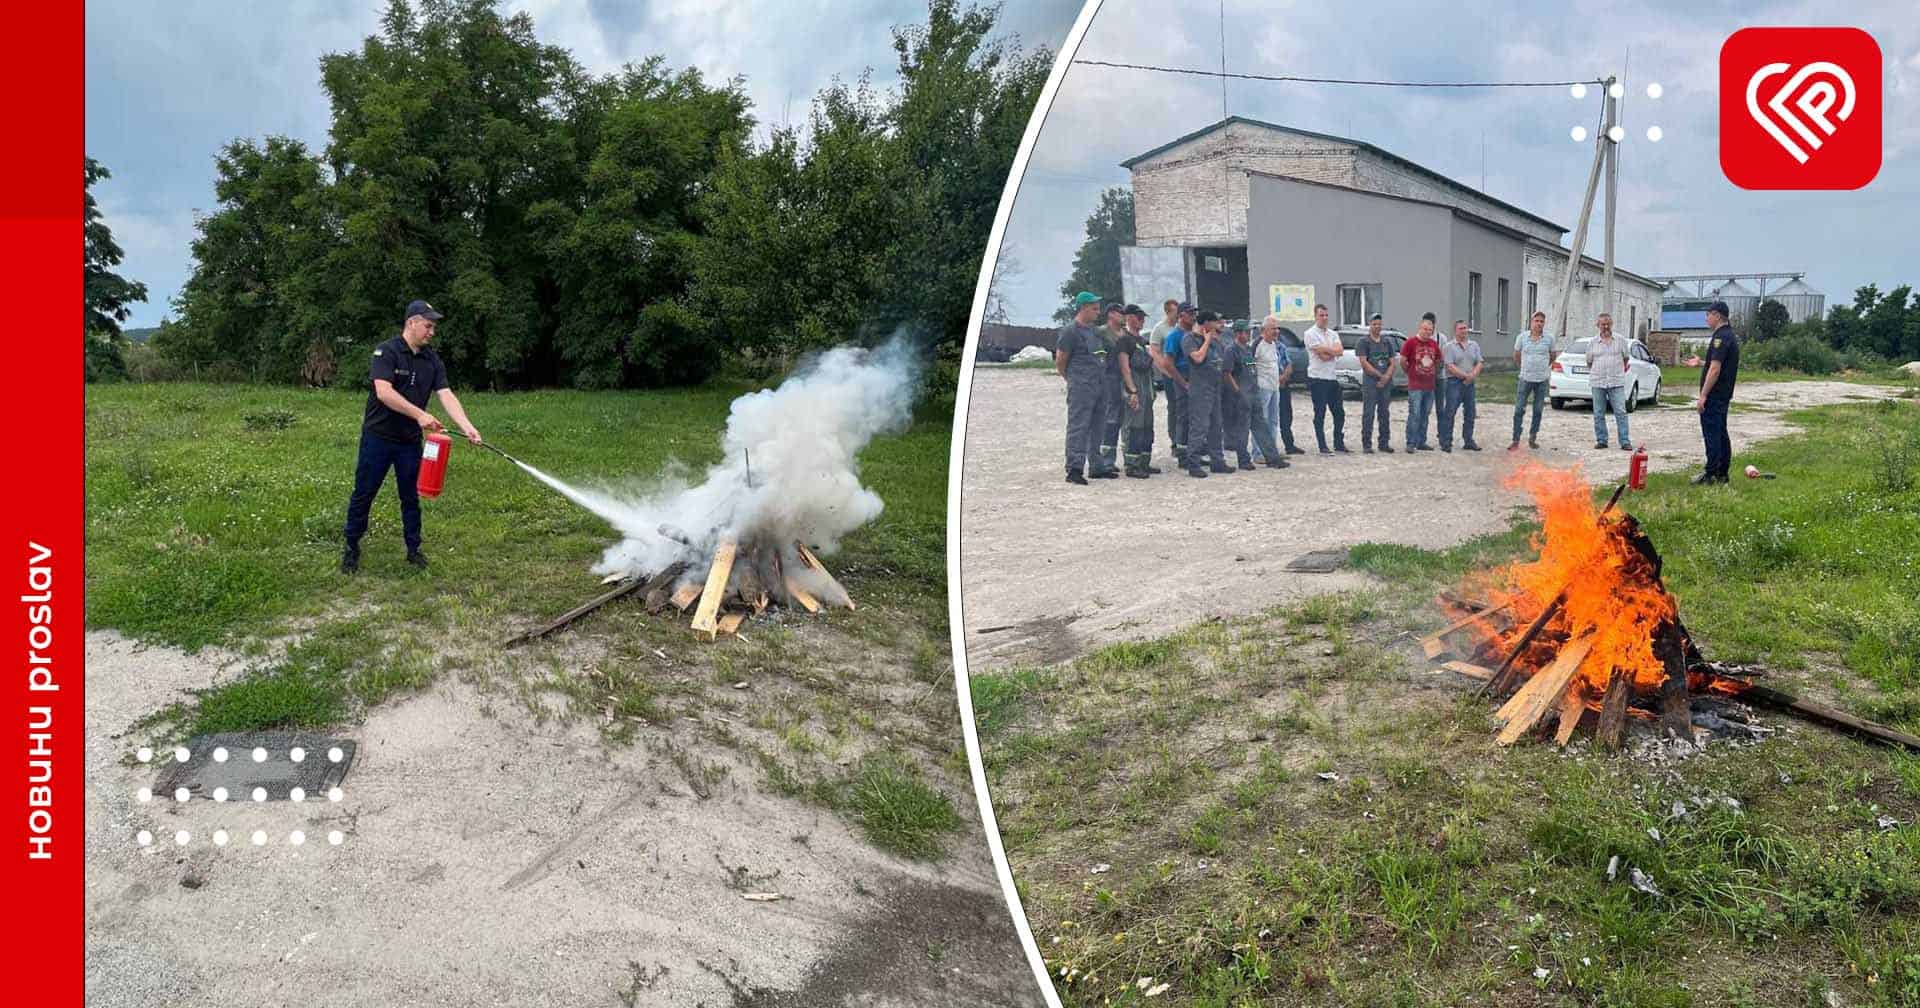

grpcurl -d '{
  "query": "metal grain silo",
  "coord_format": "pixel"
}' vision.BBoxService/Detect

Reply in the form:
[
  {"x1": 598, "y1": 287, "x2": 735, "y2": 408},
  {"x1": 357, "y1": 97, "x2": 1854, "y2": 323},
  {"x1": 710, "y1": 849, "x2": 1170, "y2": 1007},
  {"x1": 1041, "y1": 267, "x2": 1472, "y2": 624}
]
[{"x1": 1768, "y1": 278, "x2": 1825, "y2": 323}]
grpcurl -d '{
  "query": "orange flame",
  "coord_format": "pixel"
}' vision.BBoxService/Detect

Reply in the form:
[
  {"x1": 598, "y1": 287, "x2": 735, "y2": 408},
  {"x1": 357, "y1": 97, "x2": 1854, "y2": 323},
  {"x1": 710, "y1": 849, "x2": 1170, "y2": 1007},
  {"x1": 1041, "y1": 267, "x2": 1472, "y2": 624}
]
[{"x1": 1470, "y1": 462, "x2": 1678, "y2": 693}]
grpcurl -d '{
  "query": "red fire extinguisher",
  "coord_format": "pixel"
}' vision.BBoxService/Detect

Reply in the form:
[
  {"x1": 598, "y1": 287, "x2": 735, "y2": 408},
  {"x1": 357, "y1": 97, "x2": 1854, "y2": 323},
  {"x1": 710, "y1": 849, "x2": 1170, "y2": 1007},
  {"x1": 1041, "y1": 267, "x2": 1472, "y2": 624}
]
[
  {"x1": 1628, "y1": 445, "x2": 1649, "y2": 490},
  {"x1": 417, "y1": 431, "x2": 453, "y2": 498}
]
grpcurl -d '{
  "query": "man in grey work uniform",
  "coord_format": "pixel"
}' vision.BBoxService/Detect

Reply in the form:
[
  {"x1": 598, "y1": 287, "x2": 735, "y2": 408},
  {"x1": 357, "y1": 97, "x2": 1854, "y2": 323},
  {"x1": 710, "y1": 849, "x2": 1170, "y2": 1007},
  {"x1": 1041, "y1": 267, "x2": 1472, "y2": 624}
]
[
  {"x1": 1120, "y1": 305, "x2": 1161, "y2": 478},
  {"x1": 1055, "y1": 291, "x2": 1108, "y2": 485},
  {"x1": 1510, "y1": 310, "x2": 1554, "y2": 450},
  {"x1": 1220, "y1": 320, "x2": 1256, "y2": 470},
  {"x1": 1093, "y1": 303, "x2": 1130, "y2": 478},
  {"x1": 1354, "y1": 313, "x2": 1397, "y2": 454},
  {"x1": 1183, "y1": 311, "x2": 1230, "y2": 477}
]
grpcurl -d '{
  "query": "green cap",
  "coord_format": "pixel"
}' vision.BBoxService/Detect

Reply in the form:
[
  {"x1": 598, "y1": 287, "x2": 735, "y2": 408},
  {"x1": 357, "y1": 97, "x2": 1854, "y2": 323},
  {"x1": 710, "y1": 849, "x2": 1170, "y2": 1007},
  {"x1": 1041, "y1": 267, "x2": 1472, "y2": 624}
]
[
  {"x1": 1071, "y1": 291, "x2": 1101, "y2": 308},
  {"x1": 1231, "y1": 319, "x2": 1250, "y2": 332}
]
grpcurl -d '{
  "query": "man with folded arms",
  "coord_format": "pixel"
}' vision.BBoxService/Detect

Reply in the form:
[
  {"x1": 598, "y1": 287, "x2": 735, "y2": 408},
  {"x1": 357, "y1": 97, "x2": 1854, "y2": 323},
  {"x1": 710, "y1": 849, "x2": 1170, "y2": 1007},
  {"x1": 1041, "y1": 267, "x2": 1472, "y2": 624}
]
[{"x1": 1586, "y1": 312, "x2": 1633, "y2": 451}]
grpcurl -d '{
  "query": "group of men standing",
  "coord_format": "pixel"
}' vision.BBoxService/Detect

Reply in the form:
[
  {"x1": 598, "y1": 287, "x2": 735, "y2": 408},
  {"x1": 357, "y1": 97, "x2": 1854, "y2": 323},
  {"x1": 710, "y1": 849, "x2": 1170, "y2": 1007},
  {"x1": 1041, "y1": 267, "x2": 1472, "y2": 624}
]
[{"x1": 1053, "y1": 292, "x2": 1741, "y2": 485}]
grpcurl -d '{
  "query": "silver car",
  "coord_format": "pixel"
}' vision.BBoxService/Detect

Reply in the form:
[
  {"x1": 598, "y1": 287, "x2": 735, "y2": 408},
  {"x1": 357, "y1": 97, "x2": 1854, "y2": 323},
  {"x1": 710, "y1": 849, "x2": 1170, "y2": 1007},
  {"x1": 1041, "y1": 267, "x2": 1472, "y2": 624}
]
[{"x1": 1332, "y1": 326, "x2": 1407, "y2": 397}]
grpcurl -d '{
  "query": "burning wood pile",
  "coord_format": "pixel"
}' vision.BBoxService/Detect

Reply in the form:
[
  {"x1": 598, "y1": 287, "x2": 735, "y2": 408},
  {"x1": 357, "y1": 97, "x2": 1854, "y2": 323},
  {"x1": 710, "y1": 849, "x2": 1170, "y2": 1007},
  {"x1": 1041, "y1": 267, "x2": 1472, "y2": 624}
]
[{"x1": 1424, "y1": 463, "x2": 1920, "y2": 753}]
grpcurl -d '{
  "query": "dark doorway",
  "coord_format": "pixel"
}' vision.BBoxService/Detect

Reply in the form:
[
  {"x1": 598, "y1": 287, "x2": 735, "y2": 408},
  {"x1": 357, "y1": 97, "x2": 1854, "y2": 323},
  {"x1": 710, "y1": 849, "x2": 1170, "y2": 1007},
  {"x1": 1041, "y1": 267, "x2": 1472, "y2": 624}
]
[{"x1": 1191, "y1": 245, "x2": 1249, "y2": 320}]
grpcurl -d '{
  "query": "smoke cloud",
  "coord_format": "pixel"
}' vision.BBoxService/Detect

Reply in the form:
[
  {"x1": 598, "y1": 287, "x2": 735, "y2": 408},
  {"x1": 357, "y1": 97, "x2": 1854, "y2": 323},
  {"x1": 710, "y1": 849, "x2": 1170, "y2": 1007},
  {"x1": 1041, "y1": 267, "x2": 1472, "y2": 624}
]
[{"x1": 508, "y1": 335, "x2": 923, "y2": 584}]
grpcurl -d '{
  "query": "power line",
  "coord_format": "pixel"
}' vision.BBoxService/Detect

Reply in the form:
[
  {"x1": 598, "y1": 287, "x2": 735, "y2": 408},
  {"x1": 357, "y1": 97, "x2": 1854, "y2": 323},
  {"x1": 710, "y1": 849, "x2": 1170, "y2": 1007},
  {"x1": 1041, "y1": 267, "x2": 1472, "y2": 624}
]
[{"x1": 1070, "y1": 59, "x2": 1605, "y2": 88}]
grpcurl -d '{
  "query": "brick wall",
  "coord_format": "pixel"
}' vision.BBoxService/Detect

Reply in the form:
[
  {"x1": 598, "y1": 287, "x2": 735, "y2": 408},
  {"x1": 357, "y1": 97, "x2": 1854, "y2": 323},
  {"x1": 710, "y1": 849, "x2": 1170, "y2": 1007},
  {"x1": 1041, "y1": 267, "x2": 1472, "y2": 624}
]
[{"x1": 1130, "y1": 123, "x2": 1355, "y2": 246}]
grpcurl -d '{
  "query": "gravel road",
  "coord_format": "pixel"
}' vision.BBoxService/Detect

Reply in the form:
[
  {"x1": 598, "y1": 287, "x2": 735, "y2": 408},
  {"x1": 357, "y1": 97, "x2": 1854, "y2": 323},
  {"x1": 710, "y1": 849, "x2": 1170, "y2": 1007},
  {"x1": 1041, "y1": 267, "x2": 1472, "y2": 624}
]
[{"x1": 958, "y1": 367, "x2": 1902, "y2": 670}]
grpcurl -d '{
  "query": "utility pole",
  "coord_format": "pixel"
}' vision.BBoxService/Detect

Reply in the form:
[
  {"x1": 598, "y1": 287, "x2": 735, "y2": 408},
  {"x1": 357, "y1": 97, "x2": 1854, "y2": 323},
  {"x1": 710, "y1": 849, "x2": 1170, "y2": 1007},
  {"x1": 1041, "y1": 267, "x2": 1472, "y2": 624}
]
[
  {"x1": 1554, "y1": 77, "x2": 1615, "y2": 346},
  {"x1": 1602, "y1": 84, "x2": 1619, "y2": 317}
]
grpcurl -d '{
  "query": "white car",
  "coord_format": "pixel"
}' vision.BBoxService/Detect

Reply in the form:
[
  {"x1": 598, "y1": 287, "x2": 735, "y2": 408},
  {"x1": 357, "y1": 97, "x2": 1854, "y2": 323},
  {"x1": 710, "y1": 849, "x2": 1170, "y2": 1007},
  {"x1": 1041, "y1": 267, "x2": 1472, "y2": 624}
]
[
  {"x1": 1549, "y1": 337, "x2": 1664, "y2": 412},
  {"x1": 1331, "y1": 326, "x2": 1407, "y2": 396}
]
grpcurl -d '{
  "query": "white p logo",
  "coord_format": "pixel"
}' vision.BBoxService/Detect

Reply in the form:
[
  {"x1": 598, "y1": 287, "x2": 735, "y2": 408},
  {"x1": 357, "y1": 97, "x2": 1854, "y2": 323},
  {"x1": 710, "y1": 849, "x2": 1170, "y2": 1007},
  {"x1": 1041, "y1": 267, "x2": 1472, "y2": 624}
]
[{"x1": 1745, "y1": 61, "x2": 1856, "y2": 164}]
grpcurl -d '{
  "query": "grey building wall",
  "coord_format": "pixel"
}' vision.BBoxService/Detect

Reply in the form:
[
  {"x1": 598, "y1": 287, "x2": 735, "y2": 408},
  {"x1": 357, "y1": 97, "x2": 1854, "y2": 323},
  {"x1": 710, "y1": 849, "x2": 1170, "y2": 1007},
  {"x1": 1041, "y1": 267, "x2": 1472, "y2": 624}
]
[
  {"x1": 1524, "y1": 246, "x2": 1664, "y2": 346},
  {"x1": 1447, "y1": 217, "x2": 1528, "y2": 356},
  {"x1": 1243, "y1": 173, "x2": 1453, "y2": 333}
]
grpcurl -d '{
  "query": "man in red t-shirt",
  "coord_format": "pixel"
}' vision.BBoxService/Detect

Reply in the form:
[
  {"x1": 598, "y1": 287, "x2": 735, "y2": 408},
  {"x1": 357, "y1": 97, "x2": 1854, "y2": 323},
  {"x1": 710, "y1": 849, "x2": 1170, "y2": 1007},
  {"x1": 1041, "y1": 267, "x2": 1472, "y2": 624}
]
[{"x1": 1400, "y1": 312, "x2": 1442, "y2": 451}]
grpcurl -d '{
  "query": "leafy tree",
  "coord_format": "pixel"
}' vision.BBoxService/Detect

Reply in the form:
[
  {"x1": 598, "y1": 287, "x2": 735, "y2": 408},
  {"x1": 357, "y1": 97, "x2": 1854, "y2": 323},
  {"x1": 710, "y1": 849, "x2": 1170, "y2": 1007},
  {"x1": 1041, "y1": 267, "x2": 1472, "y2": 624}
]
[
  {"x1": 1751, "y1": 298, "x2": 1789, "y2": 342},
  {"x1": 84, "y1": 157, "x2": 148, "y2": 380},
  {"x1": 1053, "y1": 187, "x2": 1134, "y2": 322},
  {"x1": 1863, "y1": 284, "x2": 1913, "y2": 360}
]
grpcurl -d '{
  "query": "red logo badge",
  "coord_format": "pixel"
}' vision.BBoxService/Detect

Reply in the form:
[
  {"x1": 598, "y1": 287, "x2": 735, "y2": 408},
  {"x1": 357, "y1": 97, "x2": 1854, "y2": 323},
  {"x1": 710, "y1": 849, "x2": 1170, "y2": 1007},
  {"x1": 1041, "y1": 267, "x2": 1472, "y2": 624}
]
[{"x1": 1720, "y1": 27, "x2": 1881, "y2": 190}]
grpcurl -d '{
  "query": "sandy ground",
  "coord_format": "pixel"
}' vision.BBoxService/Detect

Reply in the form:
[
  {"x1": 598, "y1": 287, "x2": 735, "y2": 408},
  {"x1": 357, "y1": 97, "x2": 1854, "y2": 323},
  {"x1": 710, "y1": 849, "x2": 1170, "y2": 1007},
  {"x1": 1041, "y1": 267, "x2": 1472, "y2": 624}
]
[
  {"x1": 958, "y1": 369, "x2": 1903, "y2": 670},
  {"x1": 85, "y1": 630, "x2": 1041, "y2": 1008}
]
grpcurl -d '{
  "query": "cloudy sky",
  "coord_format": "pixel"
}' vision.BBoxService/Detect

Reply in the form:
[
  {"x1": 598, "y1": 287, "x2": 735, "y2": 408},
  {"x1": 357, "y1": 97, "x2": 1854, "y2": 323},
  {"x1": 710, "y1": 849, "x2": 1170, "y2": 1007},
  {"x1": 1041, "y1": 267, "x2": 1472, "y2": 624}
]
[
  {"x1": 995, "y1": 0, "x2": 1920, "y2": 325},
  {"x1": 84, "y1": 0, "x2": 1082, "y2": 329}
]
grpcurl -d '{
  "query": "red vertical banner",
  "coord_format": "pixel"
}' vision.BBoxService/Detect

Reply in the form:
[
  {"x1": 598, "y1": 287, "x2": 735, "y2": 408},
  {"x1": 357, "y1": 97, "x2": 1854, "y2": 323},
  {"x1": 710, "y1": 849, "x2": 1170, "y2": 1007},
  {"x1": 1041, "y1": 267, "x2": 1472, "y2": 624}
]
[{"x1": 1, "y1": 2, "x2": 84, "y2": 1002}]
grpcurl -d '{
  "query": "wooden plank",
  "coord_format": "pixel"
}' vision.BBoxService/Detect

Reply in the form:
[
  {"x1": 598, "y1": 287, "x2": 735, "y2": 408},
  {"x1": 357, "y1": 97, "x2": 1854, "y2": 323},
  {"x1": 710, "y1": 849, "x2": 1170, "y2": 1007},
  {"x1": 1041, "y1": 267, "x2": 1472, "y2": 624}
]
[
  {"x1": 1495, "y1": 660, "x2": 1558, "y2": 723},
  {"x1": 1554, "y1": 683, "x2": 1588, "y2": 746},
  {"x1": 1480, "y1": 596, "x2": 1565, "y2": 699},
  {"x1": 1656, "y1": 624, "x2": 1692, "y2": 738},
  {"x1": 670, "y1": 582, "x2": 701, "y2": 611},
  {"x1": 504, "y1": 577, "x2": 646, "y2": 647},
  {"x1": 1497, "y1": 636, "x2": 1594, "y2": 745},
  {"x1": 1421, "y1": 601, "x2": 1515, "y2": 659},
  {"x1": 1595, "y1": 668, "x2": 1633, "y2": 751},
  {"x1": 1700, "y1": 672, "x2": 1920, "y2": 752},
  {"x1": 1441, "y1": 660, "x2": 1493, "y2": 681},
  {"x1": 717, "y1": 612, "x2": 746, "y2": 637},
  {"x1": 783, "y1": 575, "x2": 821, "y2": 613},
  {"x1": 793, "y1": 542, "x2": 854, "y2": 611},
  {"x1": 690, "y1": 540, "x2": 738, "y2": 637}
]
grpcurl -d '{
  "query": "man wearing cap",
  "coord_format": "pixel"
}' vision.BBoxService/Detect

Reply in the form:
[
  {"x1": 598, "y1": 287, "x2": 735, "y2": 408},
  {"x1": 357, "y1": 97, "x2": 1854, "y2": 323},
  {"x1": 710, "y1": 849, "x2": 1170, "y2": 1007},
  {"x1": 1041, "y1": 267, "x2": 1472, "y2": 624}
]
[
  {"x1": 1230, "y1": 320, "x2": 1284, "y2": 469},
  {"x1": 1055, "y1": 291, "x2": 1108, "y2": 485},
  {"x1": 1510, "y1": 310, "x2": 1554, "y2": 450},
  {"x1": 1354, "y1": 313, "x2": 1398, "y2": 454},
  {"x1": 1586, "y1": 313, "x2": 1632, "y2": 451},
  {"x1": 1302, "y1": 304, "x2": 1348, "y2": 454},
  {"x1": 1692, "y1": 301, "x2": 1741, "y2": 484},
  {"x1": 341, "y1": 300, "x2": 483, "y2": 573},
  {"x1": 1119, "y1": 305, "x2": 1161, "y2": 478},
  {"x1": 1182, "y1": 311, "x2": 1230, "y2": 476},
  {"x1": 1161, "y1": 303, "x2": 1196, "y2": 467},
  {"x1": 1091, "y1": 303, "x2": 1132, "y2": 478},
  {"x1": 1400, "y1": 313, "x2": 1442, "y2": 451},
  {"x1": 1220, "y1": 321, "x2": 1257, "y2": 470},
  {"x1": 1438, "y1": 320, "x2": 1484, "y2": 452}
]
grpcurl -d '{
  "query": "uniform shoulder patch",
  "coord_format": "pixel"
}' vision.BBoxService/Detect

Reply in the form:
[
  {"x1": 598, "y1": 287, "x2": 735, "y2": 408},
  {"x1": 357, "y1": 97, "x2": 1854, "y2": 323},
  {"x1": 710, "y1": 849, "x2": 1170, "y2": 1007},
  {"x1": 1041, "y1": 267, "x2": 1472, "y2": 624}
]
[{"x1": 1710, "y1": 338, "x2": 1720, "y2": 348}]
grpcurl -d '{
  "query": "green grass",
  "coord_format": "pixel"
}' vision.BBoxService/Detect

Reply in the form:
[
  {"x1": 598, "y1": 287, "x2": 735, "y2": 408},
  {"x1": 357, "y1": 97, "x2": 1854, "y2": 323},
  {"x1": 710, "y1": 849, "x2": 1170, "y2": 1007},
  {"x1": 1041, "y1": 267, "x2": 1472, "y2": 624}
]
[
  {"x1": 90, "y1": 382, "x2": 964, "y2": 861},
  {"x1": 978, "y1": 399, "x2": 1920, "y2": 1007}
]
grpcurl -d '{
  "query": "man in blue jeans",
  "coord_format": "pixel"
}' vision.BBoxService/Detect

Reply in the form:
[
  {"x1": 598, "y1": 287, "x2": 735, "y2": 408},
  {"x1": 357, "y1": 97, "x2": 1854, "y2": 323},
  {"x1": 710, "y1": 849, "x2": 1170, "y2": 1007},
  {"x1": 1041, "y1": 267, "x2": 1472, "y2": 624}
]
[
  {"x1": 1585, "y1": 312, "x2": 1632, "y2": 450},
  {"x1": 1509, "y1": 310, "x2": 1555, "y2": 450},
  {"x1": 341, "y1": 300, "x2": 483, "y2": 573},
  {"x1": 1438, "y1": 320, "x2": 1483, "y2": 452}
]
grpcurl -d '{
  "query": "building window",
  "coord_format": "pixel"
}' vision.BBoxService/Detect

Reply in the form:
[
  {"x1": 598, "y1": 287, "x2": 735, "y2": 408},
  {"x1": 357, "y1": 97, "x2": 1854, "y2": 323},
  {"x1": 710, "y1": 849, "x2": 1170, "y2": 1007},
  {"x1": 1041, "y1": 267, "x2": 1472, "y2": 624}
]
[
  {"x1": 1202, "y1": 255, "x2": 1226, "y2": 272},
  {"x1": 1629, "y1": 305, "x2": 1637, "y2": 338},
  {"x1": 1497, "y1": 278, "x2": 1511, "y2": 334},
  {"x1": 1336, "y1": 284, "x2": 1384, "y2": 327},
  {"x1": 1527, "y1": 281, "x2": 1538, "y2": 320},
  {"x1": 1467, "y1": 272, "x2": 1482, "y2": 332}
]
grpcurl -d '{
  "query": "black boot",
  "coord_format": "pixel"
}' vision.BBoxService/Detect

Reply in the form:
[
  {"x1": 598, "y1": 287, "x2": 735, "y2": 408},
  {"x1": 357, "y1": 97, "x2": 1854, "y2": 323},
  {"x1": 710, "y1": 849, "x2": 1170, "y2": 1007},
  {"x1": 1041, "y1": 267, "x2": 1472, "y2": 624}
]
[
  {"x1": 340, "y1": 546, "x2": 360, "y2": 575},
  {"x1": 406, "y1": 550, "x2": 429, "y2": 569},
  {"x1": 1187, "y1": 464, "x2": 1209, "y2": 478},
  {"x1": 1237, "y1": 455, "x2": 1255, "y2": 470},
  {"x1": 1066, "y1": 469, "x2": 1088, "y2": 485}
]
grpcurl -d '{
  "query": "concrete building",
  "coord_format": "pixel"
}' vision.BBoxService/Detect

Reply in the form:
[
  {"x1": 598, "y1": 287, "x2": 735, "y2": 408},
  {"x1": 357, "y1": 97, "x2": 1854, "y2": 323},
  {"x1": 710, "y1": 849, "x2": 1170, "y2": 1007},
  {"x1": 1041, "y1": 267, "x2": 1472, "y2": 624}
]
[{"x1": 1114, "y1": 117, "x2": 1663, "y2": 356}]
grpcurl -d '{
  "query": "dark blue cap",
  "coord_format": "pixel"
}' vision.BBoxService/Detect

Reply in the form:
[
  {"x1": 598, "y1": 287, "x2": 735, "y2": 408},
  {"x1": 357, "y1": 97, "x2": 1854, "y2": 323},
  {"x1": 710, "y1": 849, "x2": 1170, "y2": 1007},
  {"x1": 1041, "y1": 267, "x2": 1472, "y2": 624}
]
[
  {"x1": 404, "y1": 300, "x2": 444, "y2": 323},
  {"x1": 1707, "y1": 300, "x2": 1730, "y2": 318}
]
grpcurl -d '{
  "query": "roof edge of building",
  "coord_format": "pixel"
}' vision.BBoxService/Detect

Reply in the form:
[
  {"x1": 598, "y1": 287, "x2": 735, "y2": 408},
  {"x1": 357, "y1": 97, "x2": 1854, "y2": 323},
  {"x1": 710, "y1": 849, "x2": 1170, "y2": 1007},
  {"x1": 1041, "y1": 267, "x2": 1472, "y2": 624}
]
[{"x1": 1122, "y1": 115, "x2": 1568, "y2": 235}]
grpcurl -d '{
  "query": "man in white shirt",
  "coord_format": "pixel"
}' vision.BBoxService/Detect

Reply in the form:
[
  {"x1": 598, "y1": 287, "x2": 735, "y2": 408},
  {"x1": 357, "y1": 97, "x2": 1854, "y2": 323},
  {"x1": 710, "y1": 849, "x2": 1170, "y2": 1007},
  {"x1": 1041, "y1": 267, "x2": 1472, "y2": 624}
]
[
  {"x1": 1302, "y1": 304, "x2": 1348, "y2": 454},
  {"x1": 1586, "y1": 312, "x2": 1632, "y2": 450}
]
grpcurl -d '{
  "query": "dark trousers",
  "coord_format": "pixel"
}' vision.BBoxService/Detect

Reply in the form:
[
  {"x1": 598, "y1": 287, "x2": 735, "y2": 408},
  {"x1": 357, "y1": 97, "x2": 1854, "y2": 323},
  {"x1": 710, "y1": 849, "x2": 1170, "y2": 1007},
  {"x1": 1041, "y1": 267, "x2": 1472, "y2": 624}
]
[
  {"x1": 1360, "y1": 380, "x2": 1392, "y2": 448},
  {"x1": 1308, "y1": 378, "x2": 1346, "y2": 450},
  {"x1": 1096, "y1": 379, "x2": 1124, "y2": 473},
  {"x1": 1440, "y1": 377, "x2": 1477, "y2": 448},
  {"x1": 1701, "y1": 397, "x2": 1732, "y2": 477},
  {"x1": 343, "y1": 432, "x2": 424, "y2": 552},
  {"x1": 1185, "y1": 377, "x2": 1224, "y2": 467},
  {"x1": 1164, "y1": 379, "x2": 1189, "y2": 462},
  {"x1": 1274, "y1": 386, "x2": 1298, "y2": 450},
  {"x1": 1064, "y1": 379, "x2": 1099, "y2": 474},
  {"x1": 1222, "y1": 386, "x2": 1250, "y2": 462}
]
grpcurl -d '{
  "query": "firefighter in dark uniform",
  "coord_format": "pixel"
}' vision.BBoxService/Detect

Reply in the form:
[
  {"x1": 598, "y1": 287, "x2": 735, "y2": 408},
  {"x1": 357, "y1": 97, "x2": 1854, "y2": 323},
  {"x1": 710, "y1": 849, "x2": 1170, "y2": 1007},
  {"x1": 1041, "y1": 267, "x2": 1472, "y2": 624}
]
[
  {"x1": 1182, "y1": 311, "x2": 1231, "y2": 477},
  {"x1": 341, "y1": 300, "x2": 483, "y2": 573},
  {"x1": 1119, "y1": 305, "x2": 1160, "y2": 478},
  {"x1": 1056, "y1": 291, "x2": 1108, "y2": 485},
  {"x1": 1692, "y1": 300, "x2": 1742, "y2": 484},
  {"x1": 1094, "y1": 302, "x2": 1130, "y2": 478}
]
